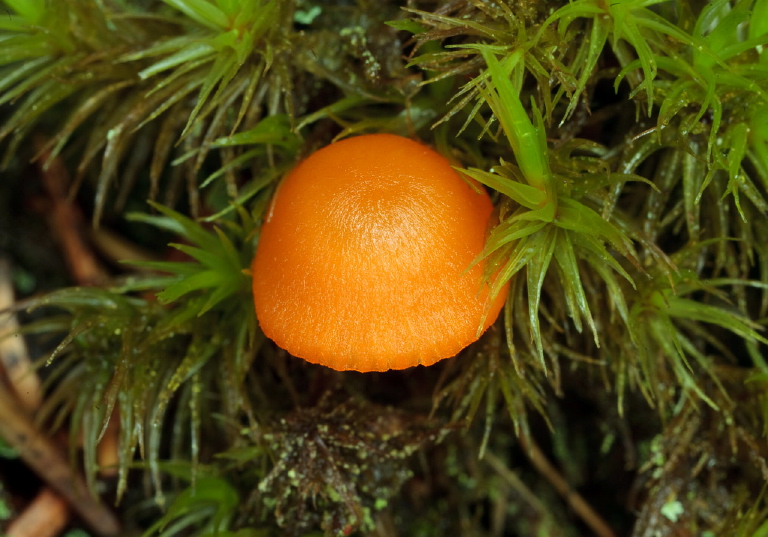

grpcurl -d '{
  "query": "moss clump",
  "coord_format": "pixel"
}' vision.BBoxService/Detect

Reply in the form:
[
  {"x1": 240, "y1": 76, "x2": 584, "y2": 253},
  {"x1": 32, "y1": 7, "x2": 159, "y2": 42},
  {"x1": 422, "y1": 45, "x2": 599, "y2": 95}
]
[
  {"x1": 1, "y1": 0, "x2": 767, "y2": 536},
  {"x1": 255, "y1": 394, "x2": 441, "y2": 536}
]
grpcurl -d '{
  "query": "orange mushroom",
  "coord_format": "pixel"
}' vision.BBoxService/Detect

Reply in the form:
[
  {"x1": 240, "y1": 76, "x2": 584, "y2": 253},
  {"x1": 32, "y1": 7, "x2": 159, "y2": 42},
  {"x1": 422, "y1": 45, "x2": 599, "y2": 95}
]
[{"x1": 252, "y1": 134, "x2": 508, "y2": 372}]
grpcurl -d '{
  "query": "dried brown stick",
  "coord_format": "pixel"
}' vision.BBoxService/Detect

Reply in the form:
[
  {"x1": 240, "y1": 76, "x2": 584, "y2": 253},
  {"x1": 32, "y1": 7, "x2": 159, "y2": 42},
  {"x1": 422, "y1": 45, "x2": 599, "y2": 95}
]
[
  {"x1": 0, "y1": 265, "x2": 120, "y2": 531},
  {"x1": 0, "y1": 385, "x2": 120, "y2": 535},
  {"x1": 0, "y1": 258, "x2": 41, "y2": 412},
  {"x1": 6, "y1": 488, "x2": 70, "y2": 537},
  {"x1": 484, "y1": 451, "x2": 549, "y2": 516},
  {"x1": 35, "y1": 138, "x2": 108, "y2": 286},
  {"x1": 519, "y1": 434, "x2": 617, "y2": 537},
  {"x1": 0, "y1": 257, "x2": 68, "y2": 535}
]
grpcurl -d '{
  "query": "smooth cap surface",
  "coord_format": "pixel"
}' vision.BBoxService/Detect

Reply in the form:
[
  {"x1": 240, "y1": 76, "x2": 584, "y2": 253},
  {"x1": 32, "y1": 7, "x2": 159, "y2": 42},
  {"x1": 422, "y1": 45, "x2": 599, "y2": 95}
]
[{"x1": 252, "y1": 134, "x2": 508, "y2": 371}]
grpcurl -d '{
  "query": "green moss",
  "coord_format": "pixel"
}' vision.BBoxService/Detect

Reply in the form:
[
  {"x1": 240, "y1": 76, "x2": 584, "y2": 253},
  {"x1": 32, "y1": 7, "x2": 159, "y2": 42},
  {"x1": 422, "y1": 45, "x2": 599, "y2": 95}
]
[{"x1": 1, "y1": 0, "x2": 767, "y2": 535}]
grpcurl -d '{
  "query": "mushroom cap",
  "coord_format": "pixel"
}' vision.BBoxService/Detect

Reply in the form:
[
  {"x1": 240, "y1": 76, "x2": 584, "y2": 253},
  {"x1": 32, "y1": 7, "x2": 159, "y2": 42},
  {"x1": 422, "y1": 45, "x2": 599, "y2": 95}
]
[{"x1": 252, "y1": 134, "x2": 508, "y2": 372}]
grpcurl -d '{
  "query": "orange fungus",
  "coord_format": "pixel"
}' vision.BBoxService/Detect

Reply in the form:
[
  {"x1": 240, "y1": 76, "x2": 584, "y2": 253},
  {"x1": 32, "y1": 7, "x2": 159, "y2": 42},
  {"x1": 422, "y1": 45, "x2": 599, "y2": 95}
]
[{"x1": 252, "y1": 133, "x2": 509, "y2": 372}]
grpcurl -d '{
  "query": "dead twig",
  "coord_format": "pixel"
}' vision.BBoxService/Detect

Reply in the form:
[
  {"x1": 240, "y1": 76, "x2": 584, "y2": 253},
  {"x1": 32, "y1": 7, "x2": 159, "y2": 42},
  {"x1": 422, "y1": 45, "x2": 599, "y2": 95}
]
[
  {"x1": 519, "y1": 433, "x2": 617, "y2": 537},
  {"x1": 0, "y1": 258, "x2": 41, "y2": 412},
  {"x1": 35, "y1": 138, "x2": 108, "y2": 286},
  {"x1": 0, "y1": 384, "x2": 120, "y2": 536},
  {"x1": 0, "y1": 254, "x2": 119, "y2": 535},
  {"x1": 6, "y1": 488, "x2": 69, "y2": 537}
]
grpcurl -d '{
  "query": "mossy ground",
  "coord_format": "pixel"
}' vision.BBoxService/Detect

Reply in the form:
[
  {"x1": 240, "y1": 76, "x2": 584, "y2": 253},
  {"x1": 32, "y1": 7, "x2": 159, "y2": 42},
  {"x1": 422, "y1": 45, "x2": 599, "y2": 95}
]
[{"x1": 0, "y1": 0, "x2": 767, "y2": 536}]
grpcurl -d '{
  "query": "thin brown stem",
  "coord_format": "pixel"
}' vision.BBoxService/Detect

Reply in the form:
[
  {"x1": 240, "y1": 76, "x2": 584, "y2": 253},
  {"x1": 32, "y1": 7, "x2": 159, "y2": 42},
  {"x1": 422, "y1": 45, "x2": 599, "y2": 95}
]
[
  {"x1": 0, "y1": 386, "x2": 120, "y2": 535},
  {"x1": 6, "y1": 488, "x2": 69, "y2": 537},
  {"x1": 34, "y1": 138, "x2": 108, "y2": 286},
  {"x1": 519, "y1": 434, "x2": 617, "y2": 537},
  {"x1": 0, "y1": 259, "x2": 41, "y2": 411}
]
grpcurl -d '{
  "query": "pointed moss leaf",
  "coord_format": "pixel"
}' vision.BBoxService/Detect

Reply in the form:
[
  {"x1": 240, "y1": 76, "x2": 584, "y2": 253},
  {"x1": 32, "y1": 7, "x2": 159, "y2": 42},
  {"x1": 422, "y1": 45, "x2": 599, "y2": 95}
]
[
  {"x1": 385, "y1": 19, "x2": 429, "y2": 34},
  {"x1": 240, "y1": 2, "x2": 280, "y2": 55},
  {"x1": 636, "y1": 3, "x2": 695, "y2": 44},
  {"x1": 0, "y1": 16, "x2": 34, "y2": 32},
  {"x1": 507, "y1": 205, "x2": 560, "y2": 226},
  {"x1": 199, "y1": 281, "x2": 242, "y2": 315},
  {"x1": 612, "y1": 13, "x2": 656, "y2": 116},
  {"x1": 461, "y1": 168, "x2": 545, "y2": 210},
  {"x1": 168, "y1": 243, "x2": 229, "y2": 270},
  {"x1": 666, "y1": 296, "x2": 768, "y2": 344},
  {"x1": 483, "y1": 220, "x2": 548, "y2": 255},
  {"x1": 296, "y1": 95, "x2": 369, "y2": 131},
  {"x1": 752, "y1": 0, "x2": 768, "y2": 45},
  {"x1": 203, "y1": 169, "x2": 280, "y2": 220},
  {"x1": 152, "y1": 344, "x2": 218, "y2": 429},
  {"x1": 162, "y1": 0, "x2": 229, "y2": 30},
  {"x1": 526, "y1": 227, "x2": 557, "y2": 365},
  {"x1": 181, "y1": 50, "x2": 240, "y2": 137},
  {"x1": 553, "y1": 230, "x2": 597, "y2": 343},
  {"x1": 3, "y1": 0, "x2": 45, "y2": 23},
  {"x1": 676, "y1": 328, "x2": 729, "y2": 397},
  {"x1": 138, "y1": 42, "x2": 215, "y2": 80},
  {"x1": 717, "y1": 34, "x2": 768, "y2": 63},
  {"x1": 212, "y1": 114, "x2": 299, "y2": 149},
  {"x1": 491, "y1": 232, "x2": 542, "y2": 299},
  {"x1": 126, "y1": 213, "x2": 184, "y2": 240},
  {"x1": 200, "y1": 148, "x2": 262, "y2": 188},
  {"x1": 564, "y1": 19, "x2": 609, "y2": 121},
  {"x1": 213, "y1": 227, "x2": 242, "y2": 267},
  {"x1": 496, "y1": 369, "x2": 529, "y2": 439},
  {"x1": 143, "y1": 477, "x2": 238, "y2": 536},
  {"x1": 695, "y1": 0, "x2": 745, "y2": 60},
  {"x1": 0, "y1": 81, "x2": 78, "y2": 141},
  {"x1": 156, "y1": 270, "x2": 225, "y2": 304},
  {"x1": 28, "y1": 286, "x2": 136, "y2": 312},
  {"x1": 145, "y1": 297, "x2": 208, "y2": 340},
  {"x1": 0, "y1": 56, "x2": 49, "y2": 95},
  {"x1": 571, "y1": 232, "x2": 635, "y2": 286},
  {"x1": 4, "y1": 316, "x2": 70, "y2": 341},
  {"x1": 557, "y1": 198, "x2": 633, "y2": 255},
  {"x1": 217, "y1": 0, "x2": 241, "y2": 18},
  {"x1": 45, "y1": 80, "x2": 135, "y2": 161},
  {"x1": 138, "y1": 79, "x2": 205, "y2": 135},
  {"x1": 657, "y1": 79, "x2": 697, "y2": 128},
  {"x1": 0, "y1": 35, "x2": 53, "y2": 65},
  {"x1": 586, "y1": 255, "x2": 630, "y2": 329},
  {"x1": 45, "y1": 320, "x2": 97, "y2": 366},
  {"x1": 648, "y1": 318, "x2": 719, "y2": 409},
  {"x1": 114, "y1": 281, "x2": 179, "y2": 303},
  {"x1": 0, "y1": 54, "x2": 79, "y2": 109},
  {"x1": 545, "y1": 0, "x2": 699, "y2": 117},
  {"x1": 128, "y1": 201, "x2": 253, "y2": 313},
  {"x1": 142, "y1": 202, "x2": 215, "y2": 247},
  {"x1": 119, "y1": 36, "x2": 195, "y2": 63},
  {"x1": 123, "y1": 261, "x2": 202, "y2": 277}
]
